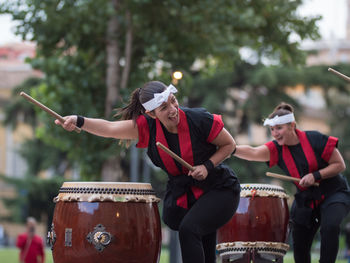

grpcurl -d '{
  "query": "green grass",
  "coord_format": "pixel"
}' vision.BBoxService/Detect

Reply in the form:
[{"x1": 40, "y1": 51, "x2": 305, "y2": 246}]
[
  {"x1": 283, "y1": 251, "x2": 347, "y2": 263},
  {"x1": 0, "y1": 248, "x2": 54, "y2": 263},
  {"x1": 0, "y1": 247, "x2": 169, "y2": 263},
  {"x1": 0, "y1": 248, "x2": 347, "y2": 262}
]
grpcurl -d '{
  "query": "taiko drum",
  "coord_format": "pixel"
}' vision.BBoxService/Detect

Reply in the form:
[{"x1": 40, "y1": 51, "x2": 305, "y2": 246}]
[
  {"x1": 217, "y1": 184, "x2": 290, "y2": 258},
  {"x1": 48, "y1": 182, "x2": 162, "y2": 263}
]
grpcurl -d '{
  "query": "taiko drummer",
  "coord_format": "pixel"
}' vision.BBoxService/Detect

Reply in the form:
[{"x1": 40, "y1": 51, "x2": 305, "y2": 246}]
[
  {"x1": 233, "y1": 102, "x2": 350, "y2": 263},
  {"x1": 55, "y1": 81, "x2": 241, "y2": 263}
]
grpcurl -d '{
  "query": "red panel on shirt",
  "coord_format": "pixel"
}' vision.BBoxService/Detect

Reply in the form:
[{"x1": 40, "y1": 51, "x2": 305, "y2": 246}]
[
  {"x1": 265, "y1": 141, "x2": 278, "y2": 167},
  {"x1": 321, "y1": 136, "x2": 338, "y2": 162},
  {"x1": 136, "y1": 115, "x2": 150, "y2": 148},
  {"x1": 207, "y1": 114, "x2": 224, "y2": 143}
]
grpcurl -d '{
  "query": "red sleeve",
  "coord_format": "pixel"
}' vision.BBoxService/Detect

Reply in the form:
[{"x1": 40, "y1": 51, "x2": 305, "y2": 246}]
[
  {"x1": 321, "y1": 136, "x2": 338, "y2": 162},
  {"x1": 136, "y1": 115, "x2": 150, "y2": 148},
  {"x1": 16, "y1": 234, "x2": 26, "y2": 249},
  {"x1": 265, "y1": 141, "x2": 279, "y2": 167},
  {"x1": 206, "y1": 114, "x2": 224, "y2": 143}
]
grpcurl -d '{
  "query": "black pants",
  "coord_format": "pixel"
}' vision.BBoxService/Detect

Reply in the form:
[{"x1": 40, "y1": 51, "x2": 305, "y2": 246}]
[
  {"x1": 292, "y1": 202, "x2": 349, "y2": 263},
  {"x1": 178, "y1": 188, "x2": 240, "y2": 263}
]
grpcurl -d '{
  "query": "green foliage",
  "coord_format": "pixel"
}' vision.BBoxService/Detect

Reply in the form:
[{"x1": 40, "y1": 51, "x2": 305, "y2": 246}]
[
  {"x1": 17, "y1": 138, "x2": 70, "y2": 175},
  {"x1": 3, "y1": 77, "x2": 42, "y2": 129},
  {"x1": 0, "y1": 175, "x2": 64, "y2": 226},
  {"x1": 189, "y1": 63, "x2": 350, "y2": 183},
  {"x1": 0, "y1": 0, "x2": 321, "y2": 182}
]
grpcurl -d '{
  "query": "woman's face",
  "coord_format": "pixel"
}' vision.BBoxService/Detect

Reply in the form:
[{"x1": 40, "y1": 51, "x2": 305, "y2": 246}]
[
  {"x1": 270, "y1": 123, "x2": 295, "y2": 145},
  {"x1": 152, "y1": 94, "x2": 180, "y2": 132}
]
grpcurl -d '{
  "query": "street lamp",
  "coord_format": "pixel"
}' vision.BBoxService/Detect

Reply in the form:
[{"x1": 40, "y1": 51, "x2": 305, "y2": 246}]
[{"x1": 172, "y1": 71, "x2": 183, "y2": 85}]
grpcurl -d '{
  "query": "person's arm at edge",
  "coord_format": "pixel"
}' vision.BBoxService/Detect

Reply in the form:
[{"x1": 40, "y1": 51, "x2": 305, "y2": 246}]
[
  {"x1": 55, "y1": 116, "x2": 139, "y2": 140},
  {"x1": 234, "y1": 144, "x2": 270, "y2": 162}
]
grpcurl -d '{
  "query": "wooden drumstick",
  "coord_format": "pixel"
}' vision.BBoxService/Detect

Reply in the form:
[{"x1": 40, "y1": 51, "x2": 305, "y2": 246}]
[
  {"x1": 266, "y1": 172, "x2": 319, "y2": 186},
  {"x1": 156, "y1": 142, "x2": 194, "y2": 171},
  {"x1": 20, "y1": 91, "x2": 81, "y2": 133},
  {"x1": 328, "y1": 68, "x2": 350, "y2": 83}
]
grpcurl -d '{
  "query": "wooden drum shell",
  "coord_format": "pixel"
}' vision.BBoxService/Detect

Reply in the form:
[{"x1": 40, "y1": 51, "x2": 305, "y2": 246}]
[
  {"x1": 217, "y1": 184, "x2": 290, "y2": 244},
  {"x1": 50, "y1": 182, "x2": 161, "y2": 263}
]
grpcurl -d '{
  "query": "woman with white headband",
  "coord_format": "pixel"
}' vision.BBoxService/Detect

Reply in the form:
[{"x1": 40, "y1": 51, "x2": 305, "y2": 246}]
[
  {"x1": 234, "y1": 102, "x2": 350, "y2": 263},
  {"x1": 55, "y1": 80, "x2": 240, "y2": 263}
]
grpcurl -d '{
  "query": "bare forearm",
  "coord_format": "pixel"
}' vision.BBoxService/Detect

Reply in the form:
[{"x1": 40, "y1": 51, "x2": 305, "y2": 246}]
[
  {"x1": 319, "y1": 162, "x2": 346, "y2": 179},
  {"x1": 56, "y1": 115, "x2": 138, "y2": 140},
  {"x1": 234, "y1": 145, "x2": 269, "y2": 162},
  {"x1": 82, "y1": 118, "x2": 119, "y2": 138}
]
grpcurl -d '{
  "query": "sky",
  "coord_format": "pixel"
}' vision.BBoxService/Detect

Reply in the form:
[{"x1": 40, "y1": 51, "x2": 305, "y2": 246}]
[
  {"x1": 0, "y1": 0, "x2": 348, "y2": 45},
  {"x1": 299, "y1": 0, "x2": 347, "y2": 40}
]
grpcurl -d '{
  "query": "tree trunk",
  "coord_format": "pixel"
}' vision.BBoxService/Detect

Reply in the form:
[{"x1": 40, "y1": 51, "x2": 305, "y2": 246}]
[
  {"x1": 102, "y1": 0, "x2": 123, "y2": 182},
  {"x1": 105, "y1": 0, "x2": 120, "y2": 118},
  {"x1": 121, "y1": 10, "x2": 133, "y2": 91}
]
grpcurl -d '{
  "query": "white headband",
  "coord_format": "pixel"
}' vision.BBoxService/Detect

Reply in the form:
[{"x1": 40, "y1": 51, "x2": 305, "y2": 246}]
[
  {"x1": 263, "y1": 113, "x2": 295, "y2": 126},
  {"x1": 142, "y1": 84, "x2": 178, "y2": 111}
]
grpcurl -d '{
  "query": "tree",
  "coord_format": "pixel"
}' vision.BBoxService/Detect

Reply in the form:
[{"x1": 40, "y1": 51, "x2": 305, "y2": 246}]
[{"x1": 0, "y1": 0, "x2": 320, "y2": 181}]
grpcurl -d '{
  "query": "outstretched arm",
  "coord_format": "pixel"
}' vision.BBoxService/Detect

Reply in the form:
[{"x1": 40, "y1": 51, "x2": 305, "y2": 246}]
[
  {"x1": 234, "y1": 145, "x2": 270, "y2": 162},
  {"x1": 55, "y1": 115, "x2": 139, "y2": 140}
]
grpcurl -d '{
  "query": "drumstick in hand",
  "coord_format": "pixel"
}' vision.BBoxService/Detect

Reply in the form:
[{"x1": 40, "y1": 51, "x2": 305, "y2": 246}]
[
  {"x1": 266, "y1": 172, "x2": 319, "y2": 187},
  {"x1": 328, "y1": 68, "x2": 350, "y2": 82},
  {"x1": 20, "y1": 92, "x2": 81, "y2": 133},
  {"x1": 156, "y1": 142, "x2": 194, "y2": 171}
]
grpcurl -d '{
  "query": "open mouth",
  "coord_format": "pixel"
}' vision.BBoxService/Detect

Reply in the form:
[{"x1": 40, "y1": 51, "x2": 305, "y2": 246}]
[
  {"x1": 169, "y1": 116, "x2": 178, "y2": 122},
  {"x1": 168, "y1": 111, "x2": 178, "y2": 121}
]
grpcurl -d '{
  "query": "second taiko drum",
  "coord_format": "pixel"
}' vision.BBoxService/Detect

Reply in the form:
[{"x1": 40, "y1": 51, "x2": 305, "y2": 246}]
[{"x1": 217, "y1": 184, "x2": 290, "y2": 258}]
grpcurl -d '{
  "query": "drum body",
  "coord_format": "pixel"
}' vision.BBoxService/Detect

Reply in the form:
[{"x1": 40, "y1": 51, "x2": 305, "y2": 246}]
[
  {"x1": 217, "y1": 184, "x2": 290, "y2": 259},
  {"x1": 48, "y1": 182, "x2": 161, "y2": 263}
]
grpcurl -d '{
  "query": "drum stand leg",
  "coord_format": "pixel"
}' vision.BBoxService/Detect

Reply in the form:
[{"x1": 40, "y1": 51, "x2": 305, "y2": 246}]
[
  {"x1": 221, "y1": 250, "x2": 284, "y2": 263},
  {"x1": 251, "y1": 250, "x2": 284, "y2": 263},
  {"x1": 222, "y1": 251, "x2": 251, "y2": 263}
]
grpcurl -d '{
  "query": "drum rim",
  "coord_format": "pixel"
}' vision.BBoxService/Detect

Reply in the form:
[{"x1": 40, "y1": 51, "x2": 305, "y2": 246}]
[
  {"x1": 62, "y1": 181, "x2": 151, "y2": 185},
  {"x1": 240, "y1": 183, "x2": 285, "y2": 190}
]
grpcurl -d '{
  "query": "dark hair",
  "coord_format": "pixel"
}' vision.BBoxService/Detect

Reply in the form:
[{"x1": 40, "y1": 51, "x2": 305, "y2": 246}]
[
  {"x1": 115, "y1": 81, "x2": 167, "y2": 121},
  {"x1": 268, "y1": 102, "x2": 294, "y2": 119}
]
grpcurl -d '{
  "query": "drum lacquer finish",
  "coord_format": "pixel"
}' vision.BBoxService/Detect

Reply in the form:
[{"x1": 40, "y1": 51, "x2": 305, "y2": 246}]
[
  {"x1": 217, "y1": 184, "x2": 289, "y2": 243},
  {"x1": 49, "y1": 182, "x2": 161, "y2": 263},
  {"x1": 216, "y1": 184, "x2": 290, "y2": 259}
]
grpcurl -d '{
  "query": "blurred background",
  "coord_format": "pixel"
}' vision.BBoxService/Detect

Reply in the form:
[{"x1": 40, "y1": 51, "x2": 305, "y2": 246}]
[{"x1": 0, "y1": 0, "x2": 350, "y2": 262}]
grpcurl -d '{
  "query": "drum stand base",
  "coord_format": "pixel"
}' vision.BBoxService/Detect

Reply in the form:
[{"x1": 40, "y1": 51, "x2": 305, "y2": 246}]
[{"x1": 221, "y1": 250, "x2": 284, "y2": 263}]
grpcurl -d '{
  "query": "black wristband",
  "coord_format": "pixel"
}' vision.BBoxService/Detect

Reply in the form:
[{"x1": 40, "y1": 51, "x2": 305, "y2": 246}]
[
  {"x1": 312, "y1": 171, "x2": 322, "y2": 181},
  {"x1": 76, "y1": 115, "x2": 85, "y2": 128},
  {"x1": 232, "y1": 147, "x2": 237, "y2": 156},
  {"x1": 203, "y1": 159, "x2": 215, "y2": 173}
]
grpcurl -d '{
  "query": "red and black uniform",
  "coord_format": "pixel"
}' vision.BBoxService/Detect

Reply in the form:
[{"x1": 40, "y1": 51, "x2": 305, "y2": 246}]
[
  {"x1": 265, "y1": 129, "x2": 350, "y2": 263},
  {"x1": 137, "y1": 107, "x2": 240, "y2": 263}
]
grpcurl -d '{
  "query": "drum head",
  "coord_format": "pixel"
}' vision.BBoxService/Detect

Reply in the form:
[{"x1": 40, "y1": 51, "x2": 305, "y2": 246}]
[
  {"x1": 54, "y1": 182, "x2": 160, "y2": 203},
  {"x1": 240, "y1": 184, "x2": 288, "y2": 198}
]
